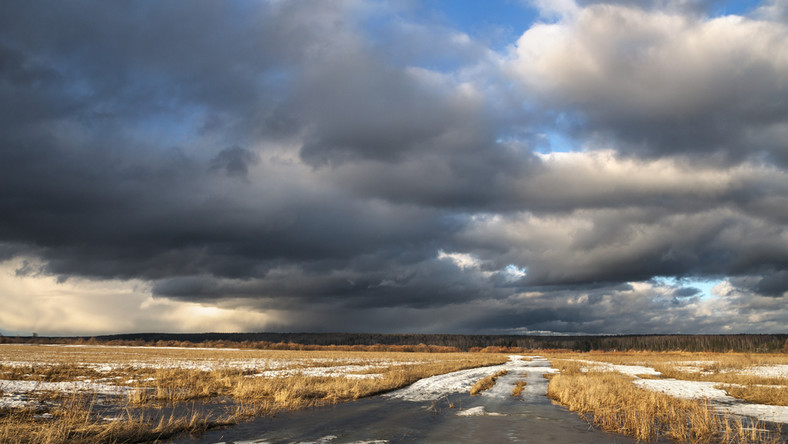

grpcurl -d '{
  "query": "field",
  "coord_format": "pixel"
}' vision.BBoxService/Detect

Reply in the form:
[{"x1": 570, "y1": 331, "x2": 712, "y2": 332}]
[
  {"x1": 0, "y1": 344, "x2": 506, "y2": 443},
  {"x1": 543, "y1": 351, "x2": 788, "y2": 443},
  {"x1": 3, "y1": 344, "x2": 788, "y2": 443}
]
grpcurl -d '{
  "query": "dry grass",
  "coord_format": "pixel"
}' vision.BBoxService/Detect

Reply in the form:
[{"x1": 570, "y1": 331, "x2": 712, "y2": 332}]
[
  {"x1": 543, "y1": 351, "x2": 788, "y2": 407},
  {"x1": 511, "y1": 380, "x2": 527, "y2": 397},
  {"x1": 0, "y1": 344, "x2": 508, "y2": 442},
  {"x1": 719, "y1": 384, "x2": 788, "y2": 406},
  {"x1": 0, "y1": 391, "x2": 236, "y2": 444},
  {"x1": 545, "y1": 356, "x2": 787, "y2": 443},
  {"x1": 469, "y1": 369, "x2": 508, "y2": 396},
  {"x1": 547, "y1": 364, "x2": 782, "y2": 443},
  {"x1": 545, "y1": 351, "x2": 788, "y2": 385}
]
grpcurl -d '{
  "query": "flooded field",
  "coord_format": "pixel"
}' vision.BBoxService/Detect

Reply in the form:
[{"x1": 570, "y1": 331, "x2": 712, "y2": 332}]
[
  {"x1": 184, "y1": 356, "x2": 639, "y2": 443},
  {"x1": 0, "y1": 344, "x2": 506, "y2": 442},
  {"x1": 1, "y1": 345, "x2": 787, "y2": 443}
]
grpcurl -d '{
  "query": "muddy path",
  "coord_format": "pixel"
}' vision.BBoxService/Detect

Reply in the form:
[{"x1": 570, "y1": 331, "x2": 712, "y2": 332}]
[{"x1": 178, "y1": 356, "x2": 640, "y2": 443}]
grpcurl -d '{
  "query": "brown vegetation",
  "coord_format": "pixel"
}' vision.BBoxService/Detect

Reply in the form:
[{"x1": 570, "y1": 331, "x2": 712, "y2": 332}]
[
  {"x1": 544, "y1": 351, "x2": 788, "y2": 410},
  {"x1": 511, "y1": 380, "x2": 527, "y2": 397},
  {"x1": 469, "y1": 369, "x2": 508, "y2": 396},
  {"x1": 546, "y1": 363, "x2": 782, "y2": 443},
  {"x1": 0, "y1": 391, "x2": 237, "y2": 444},
  {"x1": 0, "y1": 345, "x2": 507, "y2": 443},
  {"x1": 720, "y1": 384, "x2": 788, "y2": 407}
]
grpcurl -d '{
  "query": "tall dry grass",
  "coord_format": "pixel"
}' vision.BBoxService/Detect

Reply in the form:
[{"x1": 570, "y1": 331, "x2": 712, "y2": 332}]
[
  {"x1": 0, "y1": 347, "x2": 508, "y2": 443},
  {"x1": 719, "y1": 385, "x2": 788, "y2": 407},
  {"x1": 511, "y1": 380, "x2": 527, "y2": 397},
  {"x1": 547, "y1": 362, "x2": 782, "y2": 443},
  {"x1": 0, "y1": 391, "x2": 235, "y2": 444},
  {"x1": 469, "y1": 369, "x2": 508, "y2": 396},
  {"x1": 543, "y1": 351, "x2": 788, "y2": 406}
]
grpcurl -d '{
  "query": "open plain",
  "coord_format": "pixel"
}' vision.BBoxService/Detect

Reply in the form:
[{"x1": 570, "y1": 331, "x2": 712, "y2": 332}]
[{"x1": 1, "y1": 344, "x2": 787, "y2": 443}]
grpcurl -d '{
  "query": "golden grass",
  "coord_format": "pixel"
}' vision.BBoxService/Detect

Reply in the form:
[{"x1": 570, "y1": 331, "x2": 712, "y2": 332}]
[
  {"x1": 544, "y1": 355, "x2": 787, "y2": 443},
  {"x1": 511, "y1": 380, "x2": 527, "y2": 397},
  {"x1": 0, "y1": 344, "x2": 508, "y2": 443},
  {"x1": 0, "y1": 391, "x2": 236, "y2": 444},
  {"x1": 719, "y1": 384, "x2": 788, "y2": 406},
  {"x1": 545, "y1": 351, "x2": 788, "y2": 384},
  {"x1": 547, "y1": 366, "x2": 782, "y2": 443},
  {"x1": 543, "y1": 351, "x2": 788, "y2": 406},
  {"x1": 469, "y1": 369, "x2": 508, "y2": 396}
]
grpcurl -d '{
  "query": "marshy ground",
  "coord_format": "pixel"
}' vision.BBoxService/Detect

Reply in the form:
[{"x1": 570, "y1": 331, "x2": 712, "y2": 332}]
[{"x1": 1, "y1": 344, "x2": 786, "y2": 443}]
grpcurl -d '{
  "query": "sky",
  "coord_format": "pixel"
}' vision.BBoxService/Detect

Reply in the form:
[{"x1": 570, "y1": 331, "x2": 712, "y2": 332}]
[{"x1": 1, "y1": 0, "x2": 787, "y2": 336}]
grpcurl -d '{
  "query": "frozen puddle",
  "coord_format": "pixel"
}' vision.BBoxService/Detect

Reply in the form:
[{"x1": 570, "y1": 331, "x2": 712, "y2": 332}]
[
  {"x1": 576, "y1": 360, "x2": 788, "y2": 424},
  {"x1": 186, "y1": 356, "x2": 635, "y2": 443}
]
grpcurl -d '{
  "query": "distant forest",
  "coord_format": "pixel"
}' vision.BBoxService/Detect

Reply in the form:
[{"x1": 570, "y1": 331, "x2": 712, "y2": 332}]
[{"x1": 2, "y1": 332, "x2": 787, "y2": 353}]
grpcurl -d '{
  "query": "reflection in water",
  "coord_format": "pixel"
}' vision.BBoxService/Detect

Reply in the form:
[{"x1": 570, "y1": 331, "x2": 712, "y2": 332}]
[{"x1": 179, "y1": 357, "x2": 640, "y2": 444}]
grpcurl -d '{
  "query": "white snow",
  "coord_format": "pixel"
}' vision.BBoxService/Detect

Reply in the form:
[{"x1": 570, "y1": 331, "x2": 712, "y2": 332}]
[
  {"x1": 633, "y1": 379, "x2": 732, "y2": 401},
  {"x1": 456, "y1": 405, "x2": 506, "y2": 416},
  {"x1": 0, "y1": 379, "x2": 133, "y2": 396},
  {"x1": 0, "y1": 392, "x2": 34, "y2": 409},
  {"x1": 1, "y1": 356, "x2": 428, "y2": 376},
  {"x1": 634, "y1": 378, "x2": 788, "y2": 423},
  {"x1": 386, "y1": 355, "x2": 551, "y2": 402},
  {"x1": 0, "y1": 378, "x2": 135, "y2": 409},
  {"x1": 385, "y1": 364, "x2": 510, "y2": 402},
  {"x1": 717, "y1": 403, "x2": 788, "y2": 425},
  {"x1": 576, "y1": 360, "x2": 661, "y2": 377},
  {"x1": 739, "y1": 365, "x2": 788, "y2": 379},
  {"x1": 568, "y1": 359, "x2": 788, "y2": 424},
  {"x1": 247, "y1": 364, "x2": 387, "y2": 379}
]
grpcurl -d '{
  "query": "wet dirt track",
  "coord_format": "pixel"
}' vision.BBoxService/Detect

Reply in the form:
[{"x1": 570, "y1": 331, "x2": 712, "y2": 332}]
[{"x1": 179, "y1": 357, "x2": 640, "y2": 444}]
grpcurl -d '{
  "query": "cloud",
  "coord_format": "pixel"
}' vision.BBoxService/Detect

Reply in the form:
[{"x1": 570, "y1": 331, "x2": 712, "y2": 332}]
[
  {"x1": 210, "y1": 146, "x2": 259, "y2": 177},
  {"x1": 510, "y1": 2, "x2": 788, "y2": 164},
  {"x1": 0, "y1": 258, "x2": 283, "y2": 336},
  {"x1": 0, "y1": 0, "x2": 786, "y2": 334}
]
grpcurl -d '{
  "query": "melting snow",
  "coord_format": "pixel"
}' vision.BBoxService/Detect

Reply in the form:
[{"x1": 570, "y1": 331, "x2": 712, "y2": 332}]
[
  {"x1": 0, "y1": 378, "x2": 134, "y2": 409},
  {"x1": 0, "y1": 379, "x2": 132, "y2": 396},
  {"x1": 387, "y1": 355, "x2": 551, "y2": 402},
  {"x1": 573, "y1": 360, "x2": 788, "y2": 424},
  {"x1": 577, "y1": 360, "x2": 661, "y2": 377},
  {"x1": 739, "y1": 365, "x2": 788, "y2": 379},
  {"x1": 456, "y1": 406, "x2": 506, "y2": 416}
]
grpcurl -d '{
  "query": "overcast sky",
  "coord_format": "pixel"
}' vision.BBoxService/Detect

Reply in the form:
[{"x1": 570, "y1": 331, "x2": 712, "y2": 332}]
[{"x1": 1, "y1": 0, "x2": 787, "y2": 336}]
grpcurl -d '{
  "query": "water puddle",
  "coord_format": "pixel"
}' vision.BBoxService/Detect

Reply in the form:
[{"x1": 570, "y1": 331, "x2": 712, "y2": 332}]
[{"x1": 179, "y1": 357, "x2": 640, "y2": 443}]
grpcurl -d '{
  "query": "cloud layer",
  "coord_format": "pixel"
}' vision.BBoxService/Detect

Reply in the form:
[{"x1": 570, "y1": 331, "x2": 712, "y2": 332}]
[{"x1": 0, "y1": 0, "x2": 786, "y2": 335}]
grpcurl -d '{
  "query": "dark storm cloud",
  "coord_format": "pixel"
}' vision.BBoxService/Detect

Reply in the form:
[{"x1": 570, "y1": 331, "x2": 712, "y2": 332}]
[
  {"x1": 1, "y1": 0, "x2": 787, "y2": 334},
  {"x1": 210, "y1": 146, "x2": 259, "y2": 177}
]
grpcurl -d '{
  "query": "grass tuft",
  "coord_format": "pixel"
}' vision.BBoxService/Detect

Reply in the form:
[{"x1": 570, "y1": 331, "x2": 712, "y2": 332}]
[
  {"x1": 469, "y1": 369, "x2": 508, "y2": 396},
  {"x1": 511, "y1": 380, "x2": 527, "y2": 397}
]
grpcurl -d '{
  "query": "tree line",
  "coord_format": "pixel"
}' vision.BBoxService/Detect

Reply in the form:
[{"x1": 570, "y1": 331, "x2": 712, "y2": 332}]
[{"x1": 2, "y1": 332, "x2": 786, "y2": 353}]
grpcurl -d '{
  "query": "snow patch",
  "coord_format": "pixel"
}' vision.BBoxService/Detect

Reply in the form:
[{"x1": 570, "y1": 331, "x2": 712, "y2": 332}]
[
  {"x1": 456, "y1": 406, "x2": 506, "y2": 416},
  {"x1": 634, "y1": 379, "x2": 731, "y2": 400},
  {"x1": 635, "y1": 378, "x2": 788, "y2": 423},
  {"x1": 577, "y1": 360, "x2": 661, "y2": 377},
  {"x1": 739, "y1": 365, "x2": 788, "y2": 379},
  {"x1": 247, "y1": 365, "x2": 384, "y2": 379},
  {"x1": 387, "y1": 355, "x2": 548, "y2": 402},
  {"x1": 385, "y1": 364, "x2": 510, "y2": 402},
  {"x1": 0, "y1": 379, "x2": 132, "y2": 396}
]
